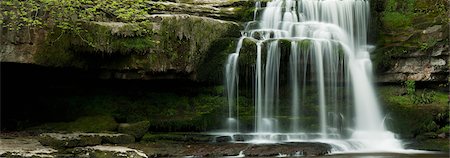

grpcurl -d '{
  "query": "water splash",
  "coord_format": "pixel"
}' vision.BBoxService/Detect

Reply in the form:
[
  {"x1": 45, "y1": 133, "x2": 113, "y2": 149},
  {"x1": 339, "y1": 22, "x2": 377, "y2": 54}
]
[{"x1": 224, "y1": 0, "x2": 404, "y2": 152}]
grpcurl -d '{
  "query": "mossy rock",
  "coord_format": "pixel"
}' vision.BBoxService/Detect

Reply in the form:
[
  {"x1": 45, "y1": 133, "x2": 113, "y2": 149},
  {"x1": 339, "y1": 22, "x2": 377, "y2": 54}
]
[
  {"x1": 379, "y1": 86, "x2": 449, "y2": 139},
  {"x1": 118, "y1": 121, "x2": 150, "y2": 140},
  {"x1": 141, "y1": 133, "x2": 213, "y2": 142},
  {"x1": 38, "y1": 133, "x2": 135, "y2": 149},
  {"x1": 39, "y1": 133, "x2": 102, "y2": 149},
  {"x1": 405, "y1": 138, "x2": 450, "y2": 152},
  {"x1": 101, "y1": 134, "x2": 135, "y2": 144}
]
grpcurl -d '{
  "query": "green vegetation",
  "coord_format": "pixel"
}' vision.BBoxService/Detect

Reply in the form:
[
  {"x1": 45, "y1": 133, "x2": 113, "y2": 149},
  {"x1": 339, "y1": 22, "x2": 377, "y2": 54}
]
[
  {"x1": 27, "y1": 86, "x2": 227, "y2": 132},
  {"x1": 379, "y1": 84, "x2": 449, "y2": 139},
  {"x1": 406, "y1": 139, "x2": 449, "y2": 152},
  {"x1": 118, "y1": 121, "x2": 150, "y2": 139},
  {"x1": 0, "y1": 0, "x2": 152, "y2": 31},
  {"x1": 34, "y1": 116, "x2": 118, "y2": 132},
  {"x1": 382, "y1": 12, "x2": 413, "y2": 29},
  {"x1": 373, "y1": 0, "x2": 448, "y2": 73},
  {"x1": 381, "y1": 0, "x2": 415, "y2": 30}
]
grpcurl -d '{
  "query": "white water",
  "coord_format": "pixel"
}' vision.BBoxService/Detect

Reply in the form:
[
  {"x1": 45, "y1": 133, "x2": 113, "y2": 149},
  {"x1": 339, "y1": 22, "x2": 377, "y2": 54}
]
[{"x1": 224, "y1": 0, "x2": 404, "y2": 152}]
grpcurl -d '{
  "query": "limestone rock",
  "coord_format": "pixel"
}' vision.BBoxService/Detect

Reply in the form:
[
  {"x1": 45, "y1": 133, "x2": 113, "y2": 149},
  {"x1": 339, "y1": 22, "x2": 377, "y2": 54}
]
[
  {"x1": 118, "y1": 121, "x2": 150, "y2": 140},
  {"x1": 0, "y1": 138, "x2": 57, "y2": 158},
  {"x1": 72, "y1": 145, "x2": 148, "y2": 158},
  {"x1": 38, "y1": 133, "x2": 135, "y2": 148},
  {"x1": 422, "y1": 25, "x2": 442, "y2": 34}
]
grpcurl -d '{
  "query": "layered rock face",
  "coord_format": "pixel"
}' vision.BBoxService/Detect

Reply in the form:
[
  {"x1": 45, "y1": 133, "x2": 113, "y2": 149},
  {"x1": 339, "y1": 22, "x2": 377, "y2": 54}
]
[
  {"x1": 0, "y1": 0, "x2": 250, "y2": 81},
  {"x1": 371, "y1": 0, "x2": 449, "y2": 82},
  {"x1": 1, "y1": 0, "x2": 448, "y2": 82}
]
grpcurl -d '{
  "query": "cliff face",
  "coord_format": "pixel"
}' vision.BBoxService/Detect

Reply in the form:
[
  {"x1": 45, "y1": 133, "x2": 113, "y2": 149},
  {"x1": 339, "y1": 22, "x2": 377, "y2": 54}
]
[
  {"x1": 1, "y1": 0, "x2": 448, "y2": 82},
  {"x1": 371, "y1": 0, "x2": 449, "y2": 82},
  {"x1": 0, "y1": 0, "x2": 251, "y2": 82}
]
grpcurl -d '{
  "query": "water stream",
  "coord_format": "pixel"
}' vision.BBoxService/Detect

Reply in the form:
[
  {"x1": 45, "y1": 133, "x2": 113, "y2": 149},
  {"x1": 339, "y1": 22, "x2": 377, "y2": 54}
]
[{"x1": 224, "y1": 0, "x2": 404, "y2": 152}]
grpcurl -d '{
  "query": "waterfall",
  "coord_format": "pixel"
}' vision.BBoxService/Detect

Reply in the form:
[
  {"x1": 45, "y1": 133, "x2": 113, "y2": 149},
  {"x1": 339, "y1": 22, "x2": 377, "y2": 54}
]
[{"x1": 224, "y1": 0, "x2": 403, "y2": 152}]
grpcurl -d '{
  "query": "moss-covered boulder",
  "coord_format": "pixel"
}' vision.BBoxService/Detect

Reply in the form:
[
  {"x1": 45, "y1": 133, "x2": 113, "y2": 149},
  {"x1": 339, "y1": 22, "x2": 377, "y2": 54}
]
[{"x1": 118, "y1": 121, "x2": 150, "y2": 140}]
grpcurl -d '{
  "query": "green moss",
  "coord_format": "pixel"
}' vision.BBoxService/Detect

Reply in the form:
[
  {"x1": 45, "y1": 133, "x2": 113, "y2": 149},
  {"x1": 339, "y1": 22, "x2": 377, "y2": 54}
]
[
  {"x1": 382, "y1": 12, "x2": 413, "y2": 30},
  {"x1": 406, "y1": 139, "x2": 450, "y2": 151},
  {"x1": 197, "y1": 38, "x2": 237, "y2": 83},
  {"x1": 34, "y1": 116, "x2": 118, "y2": 132},
  {"x1": 379, "y1": 86, "x2": 449, "y2": 138},
  {"x1": 34, "y1": 29, "x2": 84, "y2": 67},
  {"x1": 118, "y1": 121, "x2": 150, "y2": 139},
  {"x1": 74, "y1": 22, "x2": 157, "y2": 54},
  {"x1": 374, "y1": 0, "x2": 448, "y2": 73},
  {"x1": 437, "y1": 125, "x2": 450, "y2": 134},
  {"x1": 238, "y1": 38, "x2": 258, "y2": 65},
  {"x1": 372, "y1": 46, "x2": 409, "y2": 72},
  {"x1": 235, "y1": 5, "x2": 256, "y2": 22},
  {"x1": 110, "y1": 36, "x2": 155, "y2": 54}
]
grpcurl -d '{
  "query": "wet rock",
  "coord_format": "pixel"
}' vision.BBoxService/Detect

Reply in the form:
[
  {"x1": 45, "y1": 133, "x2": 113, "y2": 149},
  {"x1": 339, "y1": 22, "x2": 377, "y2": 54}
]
[
  {"x1": 72, "y1": 145, "x2": 148, "y2": 158},
  {"x1": 141, "y1": 133, "x2": 214, "y2": 142},
  {"x1": 0, "y1": 138, "x2": 57, "y2": 158},
  {"x1": 243, "y1": 142, "x2": 331, "y2": 157},
  {"x1": 38, "y1": 133, "x2": 135, "y2": 148},
  {"x1": 233, "y1": 134, "x2": 253, "y2": 141},
  {"x1": 101, "y1": 134, "x2": 135, "y2": 144},
  {"x1": 39, "y1": 133, "x2": 102, "y2": 148},
  {"x1": 118, "y1": 121, "x2": 150, "y2": 140},
  {"x1": 214, "y1": 136, "x2": 232, "y2": 142}
]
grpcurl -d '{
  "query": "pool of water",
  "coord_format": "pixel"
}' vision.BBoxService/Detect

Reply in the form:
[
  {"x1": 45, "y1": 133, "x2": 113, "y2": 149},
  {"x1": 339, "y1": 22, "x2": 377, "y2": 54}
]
[{"x1": 319, "y1": 152, "x2": 449, "y2": 158}]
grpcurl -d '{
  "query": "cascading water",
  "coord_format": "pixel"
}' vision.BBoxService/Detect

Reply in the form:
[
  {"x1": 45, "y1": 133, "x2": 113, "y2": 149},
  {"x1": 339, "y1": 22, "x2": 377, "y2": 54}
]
[{"x1": 224, "y1": 0, "x2": 403, "y2": 152}]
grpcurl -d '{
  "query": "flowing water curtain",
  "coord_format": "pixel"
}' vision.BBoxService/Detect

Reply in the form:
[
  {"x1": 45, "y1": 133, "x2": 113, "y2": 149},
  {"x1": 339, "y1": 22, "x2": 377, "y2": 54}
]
[{"x1": 223, "y1": 0, "x2": 403, "y2": 151}]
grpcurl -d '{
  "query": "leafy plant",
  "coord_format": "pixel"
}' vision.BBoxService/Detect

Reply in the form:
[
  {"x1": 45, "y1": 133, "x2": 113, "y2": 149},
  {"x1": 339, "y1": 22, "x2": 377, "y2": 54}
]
[
  {"x1": 405, "y1": 80, "x2": 416, "y2": 96},
  {"x1": 412, "y1": 90, "x2": 436, "y2": 104}
]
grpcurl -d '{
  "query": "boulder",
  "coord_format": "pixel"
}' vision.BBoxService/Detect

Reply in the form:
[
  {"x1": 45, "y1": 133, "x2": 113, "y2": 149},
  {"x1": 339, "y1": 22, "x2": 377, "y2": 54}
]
[{"x1": 118, "y1": 121, "x2": 150, "y2": 140}]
